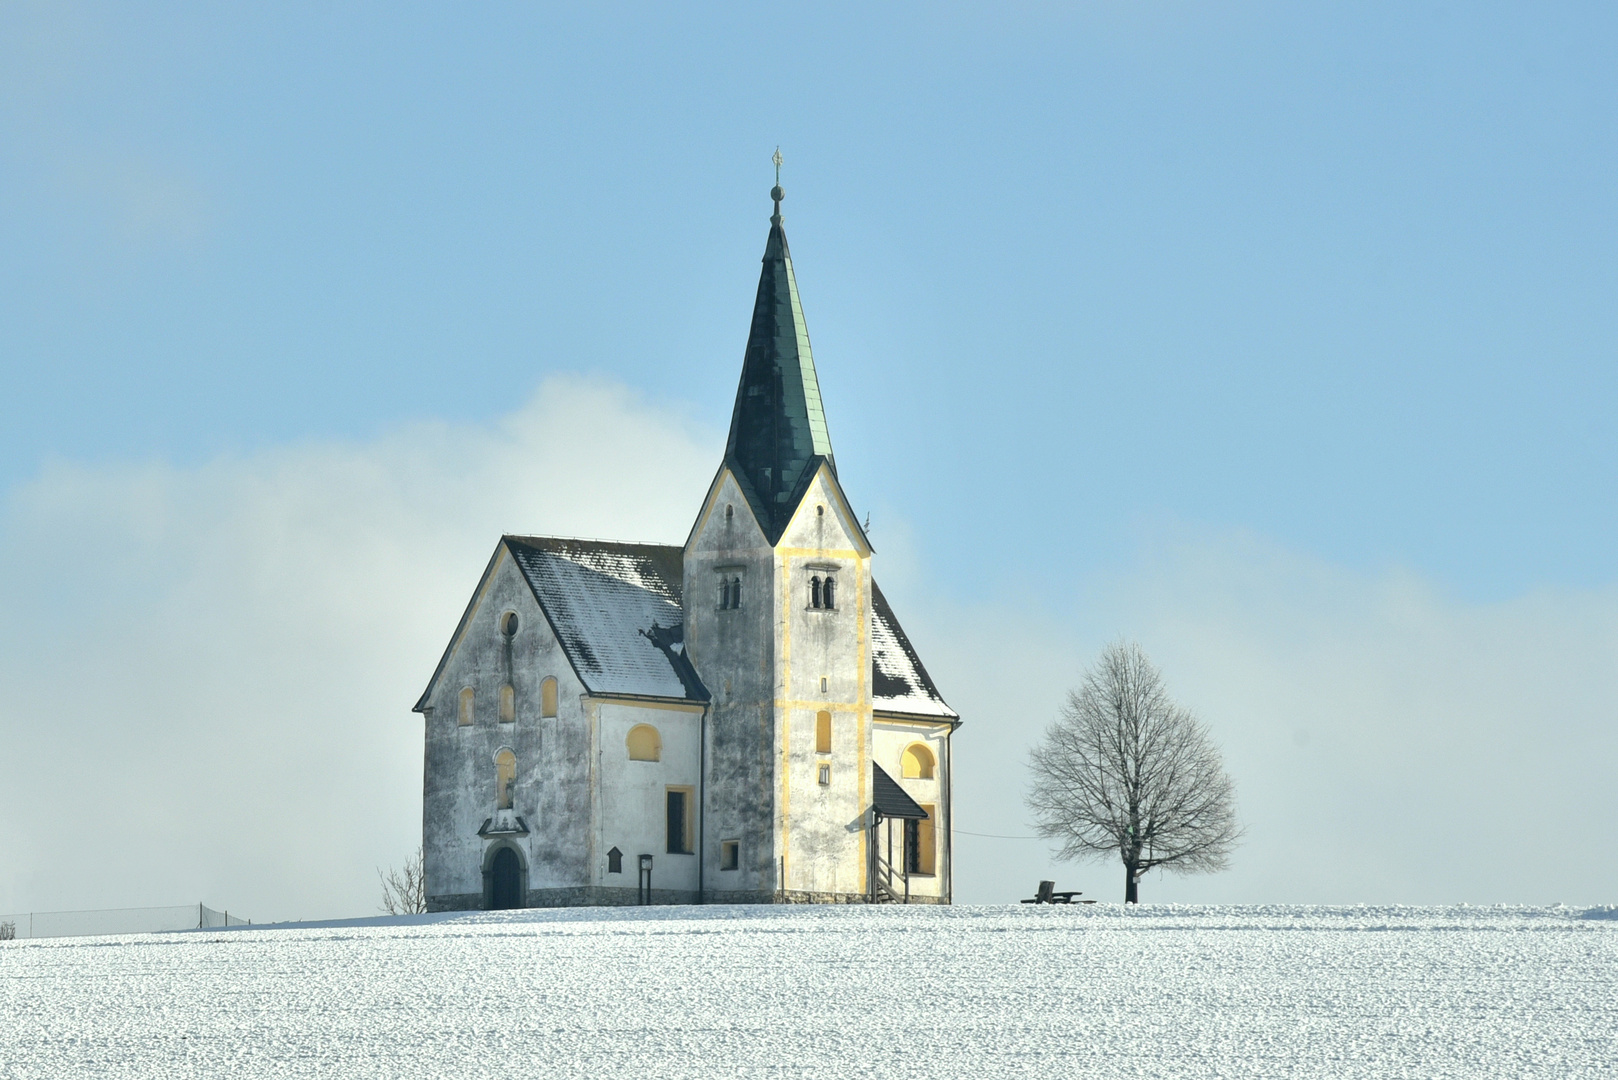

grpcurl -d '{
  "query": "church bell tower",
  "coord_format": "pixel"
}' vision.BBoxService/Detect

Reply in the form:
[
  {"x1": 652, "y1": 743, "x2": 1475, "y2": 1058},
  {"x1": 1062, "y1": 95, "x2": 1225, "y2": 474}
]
[{"x1": 683, "y1": 174, "x2": 877, "y2": 901}]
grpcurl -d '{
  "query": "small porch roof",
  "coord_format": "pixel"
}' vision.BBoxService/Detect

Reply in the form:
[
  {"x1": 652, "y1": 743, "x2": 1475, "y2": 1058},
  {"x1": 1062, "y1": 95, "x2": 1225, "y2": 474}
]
[{"x1": 871, "y1": 763, "x2": 929, "y2": 821}]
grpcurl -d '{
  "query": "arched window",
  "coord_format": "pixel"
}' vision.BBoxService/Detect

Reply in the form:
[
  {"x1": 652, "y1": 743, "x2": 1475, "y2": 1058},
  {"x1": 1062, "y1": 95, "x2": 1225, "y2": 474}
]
[
  {"x1": 627, "y1": 724, "x2": 661, "y2": 762},
  {"x1": 458, "y1": 687, "x2": 475, "y2": 726},
  {"x1": 495, "y1": 748, "x2": 516, "y2": 810},
  {"x1": 499, "y1": 684, "x2": 515, "y2": 723},
  {"x1": 822, "y1": 575, "x2": 835, "y2": 609},
  {"x1": 725, "y1": 504, "x2": 734, "y2": 522},
  {"x1": 810, "y1": 576, "x2": 822, "y2": 609},
  {"x1": 731, "y1": 576, "x2": 742, "y2": 609},
  {"x1": 902, "y1": 743, "x2": 935, "y2": 780},
  {"x1": 540, "y1": 677, "x2": 558, "y2": 718},
  {"x1": 815, "y1": 710, "x2": 832, "y2": 754}
]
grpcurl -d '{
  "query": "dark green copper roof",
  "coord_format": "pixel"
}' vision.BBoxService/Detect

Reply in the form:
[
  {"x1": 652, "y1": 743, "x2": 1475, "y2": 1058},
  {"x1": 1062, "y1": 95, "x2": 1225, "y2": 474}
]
[{"x1": 724, "y1": 186, "x2": 835, "y2": 541}]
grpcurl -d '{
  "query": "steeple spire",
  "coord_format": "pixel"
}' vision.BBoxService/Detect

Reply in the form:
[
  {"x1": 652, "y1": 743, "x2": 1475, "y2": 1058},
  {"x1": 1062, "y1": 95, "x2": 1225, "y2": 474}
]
[{"x1": 724, "y1": 158, "x2": 835, "y2": 541}]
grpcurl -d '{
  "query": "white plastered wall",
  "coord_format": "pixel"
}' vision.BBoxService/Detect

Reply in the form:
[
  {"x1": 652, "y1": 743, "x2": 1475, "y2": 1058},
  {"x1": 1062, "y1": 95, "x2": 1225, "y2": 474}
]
[
  {"x1": 773, "y1": 465, "x2": 873, "y2": 898},
  {"x1": 422, "y1": 543, "x2": 593, "y2": 905},
  {"x1": 591, "y1": 700, "x2": 703, "y2": 895},
  {"x1": 871, "y1": 717, "x2": 952, "y2": 900}
]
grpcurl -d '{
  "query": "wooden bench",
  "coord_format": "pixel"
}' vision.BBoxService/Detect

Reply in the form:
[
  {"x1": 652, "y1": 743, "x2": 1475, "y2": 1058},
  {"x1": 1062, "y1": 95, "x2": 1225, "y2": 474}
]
[{"x1": 1020, "y1": 879, "x2": 1089, "y2": 904}]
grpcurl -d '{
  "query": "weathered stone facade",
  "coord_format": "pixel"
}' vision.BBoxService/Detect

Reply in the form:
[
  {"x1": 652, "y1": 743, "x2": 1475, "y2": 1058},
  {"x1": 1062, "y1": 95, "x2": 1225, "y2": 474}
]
[{"x1": 413, "y1": 188, "x2": 959, "y2": 909}]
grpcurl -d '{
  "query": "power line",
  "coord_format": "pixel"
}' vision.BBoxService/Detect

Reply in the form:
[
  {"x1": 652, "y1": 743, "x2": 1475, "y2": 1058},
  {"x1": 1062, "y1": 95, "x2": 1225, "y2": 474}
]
[{"x1": 954, "y1": 829, "x2": 1045, "y2": 840}]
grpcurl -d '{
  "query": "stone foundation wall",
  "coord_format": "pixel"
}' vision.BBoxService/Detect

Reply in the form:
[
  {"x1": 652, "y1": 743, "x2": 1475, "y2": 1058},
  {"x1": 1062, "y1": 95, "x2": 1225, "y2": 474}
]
[{"x1": 428, "y1": 887, "x2": 948, "y2": 911}]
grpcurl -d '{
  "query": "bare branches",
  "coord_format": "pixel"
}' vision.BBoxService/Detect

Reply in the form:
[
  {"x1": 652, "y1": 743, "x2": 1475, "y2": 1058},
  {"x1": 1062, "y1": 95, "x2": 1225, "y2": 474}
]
[
  {"x1": 1026, "y1": 641, "x2": 1241, "y2": 902},
  {"x1": 378, "y1": 848, "x2": 427, "y2": 915}
]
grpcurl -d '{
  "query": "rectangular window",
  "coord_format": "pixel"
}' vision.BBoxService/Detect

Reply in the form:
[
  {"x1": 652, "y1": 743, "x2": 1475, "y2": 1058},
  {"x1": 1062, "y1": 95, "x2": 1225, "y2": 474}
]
[
  {"x1": 905, "y1": 807, "x2": 937, "y2": 876},
  {"x1": 666, "y1": 788, "x2": 693, "y2": 855},
  {"x1": 719, "y1": 839, "x2": 739, "y2": 871},
  {"x1": 818, "y1": 763, "x2": 831, "y2": 786}
]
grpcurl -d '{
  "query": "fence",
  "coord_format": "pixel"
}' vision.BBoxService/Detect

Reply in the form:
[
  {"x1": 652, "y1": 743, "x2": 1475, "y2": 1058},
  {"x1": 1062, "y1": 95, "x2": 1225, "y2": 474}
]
[{"x1": 0, "y1": 904, "x2": 250, "y2": 940}]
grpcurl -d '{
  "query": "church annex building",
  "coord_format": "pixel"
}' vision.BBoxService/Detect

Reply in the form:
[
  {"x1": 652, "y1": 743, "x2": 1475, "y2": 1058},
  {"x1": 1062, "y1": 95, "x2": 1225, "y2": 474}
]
[{"x1": 412, "y1": 182, "x2": 959, "y2": 909}]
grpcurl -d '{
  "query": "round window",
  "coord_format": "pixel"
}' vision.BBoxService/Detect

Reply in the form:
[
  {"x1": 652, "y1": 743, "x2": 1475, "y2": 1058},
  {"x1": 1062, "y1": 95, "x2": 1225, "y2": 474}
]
[{"x1": 501, "y1": 612, "x2": 519, "y2": 636}]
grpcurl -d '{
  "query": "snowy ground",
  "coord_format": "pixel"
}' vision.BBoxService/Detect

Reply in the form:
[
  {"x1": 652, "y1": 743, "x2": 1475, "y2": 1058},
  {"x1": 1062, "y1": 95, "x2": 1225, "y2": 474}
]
[{"x1": 3, "y1": 904, "x2": 1615, "y2": 1078}]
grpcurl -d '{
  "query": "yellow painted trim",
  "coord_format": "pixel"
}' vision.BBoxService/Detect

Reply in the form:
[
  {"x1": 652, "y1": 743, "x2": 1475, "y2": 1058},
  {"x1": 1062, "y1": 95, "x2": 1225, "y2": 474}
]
[
  {"x1": 683, "y1": 466, "x2": 766, "y2": 555},
  {"x1": 585, "y1": 696, "x2": 707, "y2": 714},
  {"x1": 774, "y1": 547, "x2": 864, "y2": 559},
  {"x1": 665, "y1": 784, "x2": 697, "y2": 854},
  {"x1": 856, "y1": 567, "x2": 869, "y2": 892},
  {"x1": 773, "y1": 462, "x2": 873, "y2": 557},
  {"x1": 777, "y1": 547, "x2": 792, "y2": 886}
]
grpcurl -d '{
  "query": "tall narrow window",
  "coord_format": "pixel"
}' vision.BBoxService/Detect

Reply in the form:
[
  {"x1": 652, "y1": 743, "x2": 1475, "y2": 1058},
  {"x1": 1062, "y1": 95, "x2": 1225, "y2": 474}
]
[
  {"x1": 822, "y1": 576, "x2": 835, "y2": 609},
  {"x1": 495, "y1": 749, "x2": 516, "y2": 810},
  {"x1": 666, "y1": 788, "x2": 692, "y2": 854},
  {"x1": 815, "y1": 710, "x2": 832, "y2": 754},
  {"x1": 731, "y1": 576, "x2": 742, "y2": 608},
  {"x1": 540, "y1": 677, "x2": 558, "y2": 718},
  {"x1": 627, "y1": 724, "x2": 661, "y2": 761},
  {"x1": 902, "y1": 743, "x2": 935, "y2": 780},
  {"x1": 458, "y1": 687, "x2": 475, "y2": 726},
  {"x1": 810, "y1": 576, "x2": 822, "y2": 609},
  {"x1": 906, "y1": 808, "x2": 936, "y2": 876},
  {"x1": 499, "y1": 684, "x2": 515, "y2": 723}
]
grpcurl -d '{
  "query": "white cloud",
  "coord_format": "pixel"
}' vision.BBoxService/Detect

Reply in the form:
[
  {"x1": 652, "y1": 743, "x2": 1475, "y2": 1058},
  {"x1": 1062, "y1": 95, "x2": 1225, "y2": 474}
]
[
  {"x1": 0, "y1": 378, "x2": 715, "y2": 920},
  {"x1": 919, "y1": 529, "x2": 1618, "y2": 905},
  {"x1": 2, "y1": 382, "x2": 1613, "y2": 918}
]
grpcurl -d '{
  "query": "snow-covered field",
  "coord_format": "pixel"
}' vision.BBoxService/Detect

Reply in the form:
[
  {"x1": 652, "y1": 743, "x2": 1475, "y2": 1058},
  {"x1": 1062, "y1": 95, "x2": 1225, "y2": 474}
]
[{"x1": 3, "y1": 904, "x2": 1615, "y2": 1078}]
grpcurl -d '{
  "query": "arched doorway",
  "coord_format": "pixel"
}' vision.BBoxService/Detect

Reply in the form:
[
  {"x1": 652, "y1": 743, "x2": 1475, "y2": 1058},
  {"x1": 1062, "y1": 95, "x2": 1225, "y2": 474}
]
[{"x1": 490, "y1": 847, "x2": 523, "y2": 909}]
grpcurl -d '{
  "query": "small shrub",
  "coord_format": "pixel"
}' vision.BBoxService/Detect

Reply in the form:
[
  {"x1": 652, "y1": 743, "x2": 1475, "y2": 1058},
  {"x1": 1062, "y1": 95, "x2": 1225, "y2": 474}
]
[{"x1": 0, "y1": 921, "x2": 15, "y2": 941}]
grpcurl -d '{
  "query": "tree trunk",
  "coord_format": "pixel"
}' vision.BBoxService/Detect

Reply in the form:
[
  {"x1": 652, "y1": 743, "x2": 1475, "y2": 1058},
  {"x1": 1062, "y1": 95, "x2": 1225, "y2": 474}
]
[{"x1": 1124, "y1": 861, "x2": 1139, "y2": 904}]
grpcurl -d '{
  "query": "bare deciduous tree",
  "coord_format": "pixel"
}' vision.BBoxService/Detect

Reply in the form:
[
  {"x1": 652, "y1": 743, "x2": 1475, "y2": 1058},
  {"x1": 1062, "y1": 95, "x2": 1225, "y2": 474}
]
[
  {"x1": 1027, "y1": 641, "x2": 1241, "y2": 903},
  {"x1": 378, "y1": 848, "x2": 427, "y2": 915}
]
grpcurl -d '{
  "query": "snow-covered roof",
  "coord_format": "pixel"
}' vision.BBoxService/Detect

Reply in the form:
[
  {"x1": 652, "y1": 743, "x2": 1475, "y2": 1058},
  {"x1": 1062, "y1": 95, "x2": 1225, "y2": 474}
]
[
  {"x1": 870, "y1": 582, "x2": 958, "y2": 721},
  {"x1": 418, "y1": 535, "x2": 954, "y2": 716},
  {"x1": 506, "y1": 537, "x2": 707, "y2": 703}
]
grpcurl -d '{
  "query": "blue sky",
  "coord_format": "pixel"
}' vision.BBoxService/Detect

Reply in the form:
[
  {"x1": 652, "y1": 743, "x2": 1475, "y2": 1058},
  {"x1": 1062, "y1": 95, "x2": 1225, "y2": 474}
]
[
  {"x1": 2, "y1": 3, "x2": 1615, "y2": 915},
  {"x1": 7, "y1": 1, "x2": 1613, "y2": 597}
]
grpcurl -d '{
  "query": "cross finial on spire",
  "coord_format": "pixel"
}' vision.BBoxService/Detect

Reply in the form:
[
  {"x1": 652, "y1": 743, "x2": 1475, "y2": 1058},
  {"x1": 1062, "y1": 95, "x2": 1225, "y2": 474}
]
[{"x1": 769, "y1": 147, "x2": 785, "y2": 224}]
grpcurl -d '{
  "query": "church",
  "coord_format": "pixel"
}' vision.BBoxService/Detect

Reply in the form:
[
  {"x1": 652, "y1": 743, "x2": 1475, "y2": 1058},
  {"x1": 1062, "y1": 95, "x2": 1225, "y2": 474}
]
[{"x1": 412, "y1": 179, "x2": 959, "y2": 909}]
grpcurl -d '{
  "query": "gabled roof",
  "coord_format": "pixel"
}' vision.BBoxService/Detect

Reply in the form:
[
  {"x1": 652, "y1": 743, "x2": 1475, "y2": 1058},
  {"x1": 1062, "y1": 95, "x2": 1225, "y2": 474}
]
[
  {"x1": 413, "y1": 538, "x2": 952, "y2": 720},
  {"x1": 505, "y1": 537, "x2": 707, "y2": 703},
  {"x1": 724, "y1": 186, "x2": 836, "y2": 542},
  {"x1": 870, "y1": 582, "x2": 958, "y2": 721},
  {"x1": 872, "y1": 763, "x2": 929, "y2": 820}
]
